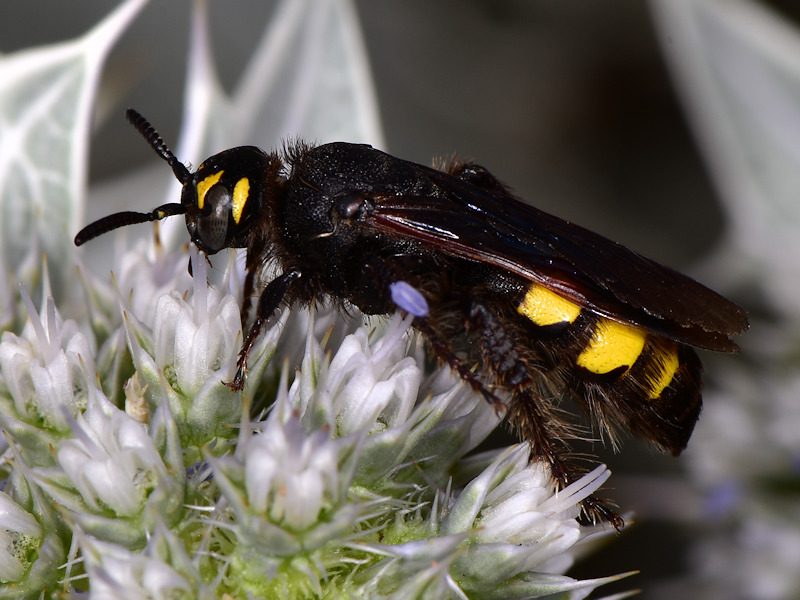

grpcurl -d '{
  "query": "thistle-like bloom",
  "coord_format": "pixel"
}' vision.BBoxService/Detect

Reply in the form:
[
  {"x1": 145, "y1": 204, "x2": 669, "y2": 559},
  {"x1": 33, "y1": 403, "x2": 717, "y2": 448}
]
[
  {"x1": 0, "y1": 283, "x2": 94, "y2": 435},
  {"x1": 0, "y1": 247, "x2": 630, "y2": 598},
  {"x1": 196, "y1": 306, "x2": 627, "y2": 599},
  {"x1": 35, "y1": 386, "x2": 185, "y2": 547},
  {"x1": 76, "y1": 522, "x2": 213, "y2": 600},
  {"x1": 122, "y1": 247, "x2": 268, "y2": 447},
  {"x1": 0, "y1": 490, "x2": 65, "y2": 594}
]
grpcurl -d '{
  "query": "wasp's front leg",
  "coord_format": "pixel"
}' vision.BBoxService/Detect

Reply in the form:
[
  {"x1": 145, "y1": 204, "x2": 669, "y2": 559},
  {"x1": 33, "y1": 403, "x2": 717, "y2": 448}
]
[{"x1": 226, "y1": 268, "x2": 302, "y2": 391}]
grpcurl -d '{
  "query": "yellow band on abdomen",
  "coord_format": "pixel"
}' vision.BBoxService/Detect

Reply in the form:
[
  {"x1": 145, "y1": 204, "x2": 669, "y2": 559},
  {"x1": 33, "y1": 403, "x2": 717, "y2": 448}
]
[
  {"x1": 577, "y1": 318, "x2": 646, "y2": 375},
  {"x1": 517, "y1": 284, "x2": 581, "y2": 326},
  {"x1": 647, "y1": 345, "x2": 680, "y2": 399}
]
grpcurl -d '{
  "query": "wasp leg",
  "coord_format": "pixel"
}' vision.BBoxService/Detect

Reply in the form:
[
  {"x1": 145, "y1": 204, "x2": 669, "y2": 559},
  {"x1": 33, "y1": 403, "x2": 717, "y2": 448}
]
[
  {"x1": 239, "y1": 237, "x2": 267, "y2": 329},
  {"x1": 226, "y1": 268, "x2": 302, "y2": 392},
  {"x1": 468, "y1": 299, "x2": 624, "y2": 529},
  {"x1": 413, "y1": 318, "x2": 507, "y2": 415}
]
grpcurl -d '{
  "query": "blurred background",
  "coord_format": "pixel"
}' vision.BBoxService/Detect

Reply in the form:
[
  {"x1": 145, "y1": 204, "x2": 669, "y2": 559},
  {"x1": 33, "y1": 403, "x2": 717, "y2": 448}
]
[
  {"x1": 3, "y1": 1, "x2": 799, "y2": 598},
  {"x1": 2, "y1": 0, "x2": 757, "y2": 262}
]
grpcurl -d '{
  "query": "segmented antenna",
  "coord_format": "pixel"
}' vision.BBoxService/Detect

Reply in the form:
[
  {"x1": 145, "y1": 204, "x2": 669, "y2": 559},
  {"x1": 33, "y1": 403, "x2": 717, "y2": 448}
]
[
  {"x1": 74, "y1": 203, "x2": 186, "y2": 246},
  {"x1": 73, "y1": 110, "x2": 194, "y2": 247},
  {"x1": 125, "y1": 108, "x2": 192, "y2": 185}
]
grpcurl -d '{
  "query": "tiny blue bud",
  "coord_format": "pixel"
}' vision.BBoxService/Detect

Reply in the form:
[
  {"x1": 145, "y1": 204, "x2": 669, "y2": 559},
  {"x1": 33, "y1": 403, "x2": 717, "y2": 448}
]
[{"x1": 390, "y1": 281, "x2": 429, "y2": 317}]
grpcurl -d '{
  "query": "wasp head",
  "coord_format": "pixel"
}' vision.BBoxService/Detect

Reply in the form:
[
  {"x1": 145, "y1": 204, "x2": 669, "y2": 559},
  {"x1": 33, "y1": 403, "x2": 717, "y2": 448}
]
[{"x1": 74, "y1": 109, "x2": 273, "y2": 255}]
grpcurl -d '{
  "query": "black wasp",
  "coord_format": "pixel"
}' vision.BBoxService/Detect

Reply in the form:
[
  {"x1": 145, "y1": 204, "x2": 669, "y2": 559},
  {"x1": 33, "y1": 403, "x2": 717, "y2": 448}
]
[{"x1": 75, "y1": 109, "x2": 748, "y2": 526}]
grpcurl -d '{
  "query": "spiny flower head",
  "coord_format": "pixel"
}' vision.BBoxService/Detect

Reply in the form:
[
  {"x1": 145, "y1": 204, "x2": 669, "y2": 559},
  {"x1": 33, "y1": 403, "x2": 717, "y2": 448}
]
[{"x1": 0, "y1": 244, "x2": 627, "y2": 599}]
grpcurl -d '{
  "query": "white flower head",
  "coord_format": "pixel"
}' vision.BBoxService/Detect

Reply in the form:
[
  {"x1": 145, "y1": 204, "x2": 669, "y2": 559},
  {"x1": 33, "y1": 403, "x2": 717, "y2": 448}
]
[
  {"x1": 0, "y1": 491, "x2": 65, "y2": 593},
  {"x1": 151, "y1": 246, "x2": 241, "y2": 397},
  {"x1": 26, "y1": 383, "x2": 184, "y2": 546},
  {"x1": 463, "y1": 448, "x2": 611, "y2": 574},
  {"x1": 0, "y1": 491, "x2": 43, "y2": 582},
  {"x1": 78, "y1": 238, "x2": 194, "y2": 340},
  {"x1": 350, "y1": 446, "x2": 623, "y2": 599},
  {"x1": 114, "y1": 239, "x2": 194, "y2": 329},
  {"x1": 293, "y1": 311, "x2": 423, "y2": 436},
  {"x1": 243, "y1": 414, "x2": 341, "y2": 531},
  {"x1": 122, "y1": 245, "x2": 262, "y2": 445},
  {"x1": 292, "y1": 310, "x2": 503, "y2": 495},
  {"x1": 210, "y1": 398, "x2": 363, "y2": 561},
  {"x1": 77, "y1": 522, "x2": 211, "y2": 600},
  {"x1": 0, "y1": 284, "x2": 94, "y2": 433}
]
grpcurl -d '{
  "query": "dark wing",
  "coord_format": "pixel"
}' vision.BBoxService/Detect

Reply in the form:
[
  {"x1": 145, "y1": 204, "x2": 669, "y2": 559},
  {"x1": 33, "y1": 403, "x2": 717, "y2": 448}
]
[{"x1": 364, "y1": 166, "x2": 748, "y2": 352}]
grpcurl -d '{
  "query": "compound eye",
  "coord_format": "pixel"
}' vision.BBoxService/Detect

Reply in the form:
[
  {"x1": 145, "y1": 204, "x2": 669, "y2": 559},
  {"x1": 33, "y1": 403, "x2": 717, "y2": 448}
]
[{"x1": 196, "y1": 184, "x2": 231, "y2": 252}]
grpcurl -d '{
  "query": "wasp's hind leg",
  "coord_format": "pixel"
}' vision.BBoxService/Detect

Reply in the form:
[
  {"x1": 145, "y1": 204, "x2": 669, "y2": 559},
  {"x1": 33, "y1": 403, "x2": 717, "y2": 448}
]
[
  {"x1": 414, "y1": 319, "x2": 507, "y2": 415},
  {"x1": 467, "y1": 299, "x2": 623, "y2": 529}
]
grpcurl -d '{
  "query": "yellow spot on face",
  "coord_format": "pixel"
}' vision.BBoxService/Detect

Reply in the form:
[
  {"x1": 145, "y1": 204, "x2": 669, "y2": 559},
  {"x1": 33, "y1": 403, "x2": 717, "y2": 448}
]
[
  {"x1": 232, "y1": 177, "x2": 250, "y2": 224},
  {"x1": 647, "y1": 344, "x2": 680, "y2": 399},
  {"x1": 196, "y1": 170, "x2": 224, "y2": 210},
  {"x1": 517, "y1": 284, "x2": 581, "y2": 326},
  {"x1": 577, "y1": 318, "x2": 646, "y2": 375}
]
